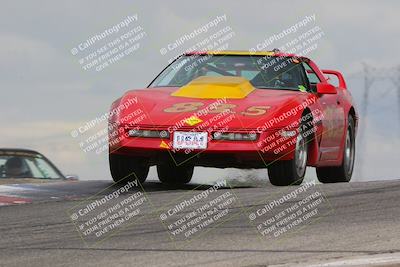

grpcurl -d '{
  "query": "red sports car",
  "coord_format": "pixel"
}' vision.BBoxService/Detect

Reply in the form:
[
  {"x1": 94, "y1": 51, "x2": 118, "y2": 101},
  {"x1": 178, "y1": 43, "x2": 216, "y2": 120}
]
[{"x1": 108, "y1": 51, "x2": 358, "y2": 186}]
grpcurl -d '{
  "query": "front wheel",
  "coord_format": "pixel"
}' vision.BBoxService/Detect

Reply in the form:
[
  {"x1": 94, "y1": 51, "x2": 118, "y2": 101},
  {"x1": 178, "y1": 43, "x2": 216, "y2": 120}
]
[
  {"x1": 268, "y1": 121, "x2": 309, "y2": 186},
  {"x1": 109, "y1": 153, "x2": 149, "y2": 184},
  {"x1": 316, "y1": 116, "x2": 355, "y2": 183},
  {"x1": 157, "y1": 163, "x2": 194, "y2": 185}
]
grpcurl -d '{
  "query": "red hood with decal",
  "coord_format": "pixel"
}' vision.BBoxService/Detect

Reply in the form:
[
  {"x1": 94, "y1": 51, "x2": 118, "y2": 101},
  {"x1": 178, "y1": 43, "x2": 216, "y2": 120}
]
[{"x1": 112, "y1": 86, "x2": 316, "y2": 130}]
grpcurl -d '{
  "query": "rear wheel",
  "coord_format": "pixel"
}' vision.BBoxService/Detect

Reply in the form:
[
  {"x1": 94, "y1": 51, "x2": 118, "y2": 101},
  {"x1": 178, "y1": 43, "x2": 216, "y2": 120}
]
[
  {"x1": 157, "y1": 162, "x2": 194, "y2": 185},
  {"x1": 268, "y1": 119, "x2": 309, "y2": 186},
  {"x1": 316, "y1": 116, "x2": 355, "y2": 183},
  {"x1": 109, "y1": 153, "x2": 149, "y2": 184}
]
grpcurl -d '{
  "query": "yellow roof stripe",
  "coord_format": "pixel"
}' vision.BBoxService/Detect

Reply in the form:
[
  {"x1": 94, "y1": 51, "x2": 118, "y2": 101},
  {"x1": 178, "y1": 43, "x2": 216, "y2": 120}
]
[{"x1": 192, "y1": 50, "x2": 276, "y2": 56}]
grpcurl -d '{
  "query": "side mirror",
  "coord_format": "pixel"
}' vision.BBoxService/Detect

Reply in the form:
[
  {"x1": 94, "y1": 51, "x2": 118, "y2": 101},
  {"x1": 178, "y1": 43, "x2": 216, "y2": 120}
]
[
  {"x1": 65, "y1": 174, "x2": 79, "y2": 181},
  {"x1": 316, "y1": 83, "x2": 337, "y2": 94}
]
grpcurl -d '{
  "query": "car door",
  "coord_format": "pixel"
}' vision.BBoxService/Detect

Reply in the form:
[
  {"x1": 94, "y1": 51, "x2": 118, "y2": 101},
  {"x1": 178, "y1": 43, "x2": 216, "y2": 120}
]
[{"x1": 303, "y1": 62, "x2": 343, "y2": 160}]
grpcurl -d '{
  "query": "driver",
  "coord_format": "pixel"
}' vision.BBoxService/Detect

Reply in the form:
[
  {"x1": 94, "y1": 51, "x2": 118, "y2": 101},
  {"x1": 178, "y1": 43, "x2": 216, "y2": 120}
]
[{"x1": 4, "y1": 157, "x2": 32, "y2": 178}]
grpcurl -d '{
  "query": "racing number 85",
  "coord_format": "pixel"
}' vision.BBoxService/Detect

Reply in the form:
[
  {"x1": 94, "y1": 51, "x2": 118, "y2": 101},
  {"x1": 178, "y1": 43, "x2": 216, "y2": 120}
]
[
  {"x1": 163, "y1": 102, "x2": 204, "y2": 113},
  {"x1": 163, "y1": 102, "x2": 270, "y2": 116}
]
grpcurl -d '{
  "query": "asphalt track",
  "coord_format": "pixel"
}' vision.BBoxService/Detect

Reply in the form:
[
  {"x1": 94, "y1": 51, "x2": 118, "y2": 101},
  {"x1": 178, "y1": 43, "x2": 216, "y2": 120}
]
[{"x1": 0, "y1": 179, "x2": 400, "y2": 267}]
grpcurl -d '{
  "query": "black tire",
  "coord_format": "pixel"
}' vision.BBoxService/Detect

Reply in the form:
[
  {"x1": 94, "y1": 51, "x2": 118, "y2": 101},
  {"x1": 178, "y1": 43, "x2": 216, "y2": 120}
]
[
  {"x1": 157, "y1": 162, "x2": 194, "y2": 185},
  {"x1": 316, "y1": 115, "x2": 355, "y2": 183},
  {"x1": 268, "y1": 118, "x2": 310, "y2": 186},
  {"x1": 109, "y1": 153, "x2": 149, "y2": 184}
]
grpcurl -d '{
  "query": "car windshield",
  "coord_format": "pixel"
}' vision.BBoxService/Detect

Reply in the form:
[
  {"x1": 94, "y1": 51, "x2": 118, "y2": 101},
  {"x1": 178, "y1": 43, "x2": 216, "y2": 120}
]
[
  {"x1": 0, "y1": 151, "x2": 63, "y2": 179},
  {"x1": 150, "y1": 54, "x2": 310, "y2": 91}
]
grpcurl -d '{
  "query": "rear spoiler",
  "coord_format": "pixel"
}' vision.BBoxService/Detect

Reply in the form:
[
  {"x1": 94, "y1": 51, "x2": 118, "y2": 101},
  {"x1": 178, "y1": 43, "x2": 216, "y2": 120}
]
[{"x1": 321, "y1": 69, "x2": 347, "y2": 89}]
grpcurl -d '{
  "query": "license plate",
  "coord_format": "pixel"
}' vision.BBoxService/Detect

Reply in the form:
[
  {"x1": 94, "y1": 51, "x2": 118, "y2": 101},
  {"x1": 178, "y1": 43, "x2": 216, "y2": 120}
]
[{"x1": 173, "y1": 131, "x2": 208, "y2": 150}]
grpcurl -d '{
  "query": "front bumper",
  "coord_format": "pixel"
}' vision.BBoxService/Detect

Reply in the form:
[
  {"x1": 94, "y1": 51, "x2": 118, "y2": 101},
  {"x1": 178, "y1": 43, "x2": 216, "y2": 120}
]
[{"x1": 109, "y1": 125, "x2": 297, "y2": 167}]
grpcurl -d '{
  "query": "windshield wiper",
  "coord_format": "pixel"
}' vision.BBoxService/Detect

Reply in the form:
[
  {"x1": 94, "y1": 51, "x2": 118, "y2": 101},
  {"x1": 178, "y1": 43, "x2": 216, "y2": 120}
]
[
  {"x1": 255, "y1": 86, "x2": 301, "y2": 91},
  {"x1": 151, "y1": 85, "x2": 184, "y2": 87}
]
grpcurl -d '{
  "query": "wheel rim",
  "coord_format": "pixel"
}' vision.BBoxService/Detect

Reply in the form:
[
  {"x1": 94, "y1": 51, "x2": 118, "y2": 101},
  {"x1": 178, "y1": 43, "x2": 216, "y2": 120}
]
[
  {"x1": 295, "y1": 132, "x2": 308, "y2": 177},
  {"x1": 344, "y1": 126, "x2": 355, "y2": 176}
]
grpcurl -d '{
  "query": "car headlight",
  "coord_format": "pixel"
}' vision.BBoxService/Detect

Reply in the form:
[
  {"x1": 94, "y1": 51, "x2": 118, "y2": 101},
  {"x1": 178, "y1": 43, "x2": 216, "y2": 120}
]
[
  {"x1": 128, "y1": 129, "x2": 170, "y2": 138},
  {"x1": 212, "y1": 132, "x2": 257, "y2": 141}
]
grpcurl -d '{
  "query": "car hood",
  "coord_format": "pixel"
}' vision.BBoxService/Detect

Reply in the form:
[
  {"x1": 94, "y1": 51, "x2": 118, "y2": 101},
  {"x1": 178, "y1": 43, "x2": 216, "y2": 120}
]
[{"x1": 115, "y1": 77, "x2": 316, "y2": 130}]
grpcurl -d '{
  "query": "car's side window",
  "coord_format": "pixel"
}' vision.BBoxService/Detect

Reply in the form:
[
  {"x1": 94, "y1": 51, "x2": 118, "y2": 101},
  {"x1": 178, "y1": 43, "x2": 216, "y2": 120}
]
[{"x1": 302, "y1": 63, "x2": 321, "y2": 92}]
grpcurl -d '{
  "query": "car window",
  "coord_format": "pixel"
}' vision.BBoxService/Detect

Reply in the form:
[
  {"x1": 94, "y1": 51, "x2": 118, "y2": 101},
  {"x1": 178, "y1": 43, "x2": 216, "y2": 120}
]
[
  {"x1": 0, "y1": 154, "x2": 63, "y2": 179},
  {"x1": 150, "y1": 55, "x2": 310, "y2": 92},
  {"x1": 302, "y1": 63, "x2": 321, "y2": 84},
  {"x1": 324, "y1": 73, "x2": 340, "y2": 87}
]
